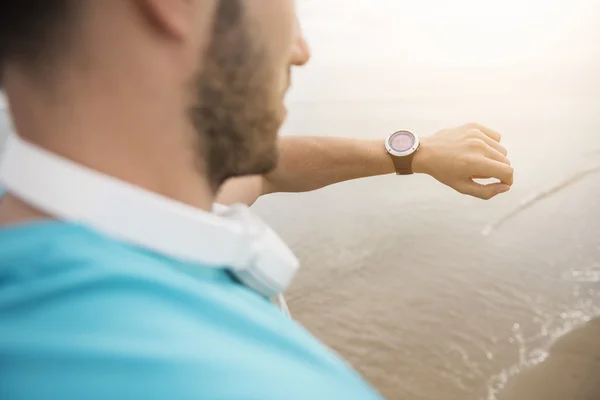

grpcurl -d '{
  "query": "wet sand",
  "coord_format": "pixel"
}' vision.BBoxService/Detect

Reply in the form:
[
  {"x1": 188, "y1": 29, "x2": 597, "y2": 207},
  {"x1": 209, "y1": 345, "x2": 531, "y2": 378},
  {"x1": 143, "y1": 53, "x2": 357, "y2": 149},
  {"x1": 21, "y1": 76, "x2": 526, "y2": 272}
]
[
  {"x1": 498, "y1": 318, "x2": 600, "y2": 400},
  {"x1": 255, "y1": 158, "x2": 600, "y2": 399},
  {"x1": 257, "y1": 2, "x2": 600, "y2": 397}
]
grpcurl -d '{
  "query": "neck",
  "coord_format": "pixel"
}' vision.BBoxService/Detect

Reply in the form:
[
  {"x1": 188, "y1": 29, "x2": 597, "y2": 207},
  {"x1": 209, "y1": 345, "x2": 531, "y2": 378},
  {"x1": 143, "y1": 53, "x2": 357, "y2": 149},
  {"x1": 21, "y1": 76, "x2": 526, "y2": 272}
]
[{"x1": 0, "y1": 68, "x2": 214, "y2": 226}]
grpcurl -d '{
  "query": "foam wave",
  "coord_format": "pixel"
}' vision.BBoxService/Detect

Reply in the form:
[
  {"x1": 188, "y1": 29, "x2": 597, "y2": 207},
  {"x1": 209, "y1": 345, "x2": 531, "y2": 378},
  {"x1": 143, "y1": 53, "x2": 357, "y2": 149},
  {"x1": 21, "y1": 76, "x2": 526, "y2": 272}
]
[{"x1": 482, "y1": 163, "x2": 600, "y2": 236}]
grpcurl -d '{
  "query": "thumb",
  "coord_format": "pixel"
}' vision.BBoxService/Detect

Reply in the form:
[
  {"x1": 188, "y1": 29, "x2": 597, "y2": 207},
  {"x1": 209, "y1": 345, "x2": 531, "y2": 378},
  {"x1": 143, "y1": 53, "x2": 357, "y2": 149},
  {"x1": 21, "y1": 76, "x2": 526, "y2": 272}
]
[{"x1": 456, "y1": 181, "x2": 511, "y2": 200}]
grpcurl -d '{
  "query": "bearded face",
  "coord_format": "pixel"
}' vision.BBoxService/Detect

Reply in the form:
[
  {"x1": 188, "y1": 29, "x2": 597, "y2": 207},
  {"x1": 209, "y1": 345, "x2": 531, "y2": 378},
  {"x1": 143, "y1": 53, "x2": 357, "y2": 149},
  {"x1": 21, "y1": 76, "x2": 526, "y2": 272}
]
[{"x1": 190, "y1": 0, "x2": 292, "y2": 190}]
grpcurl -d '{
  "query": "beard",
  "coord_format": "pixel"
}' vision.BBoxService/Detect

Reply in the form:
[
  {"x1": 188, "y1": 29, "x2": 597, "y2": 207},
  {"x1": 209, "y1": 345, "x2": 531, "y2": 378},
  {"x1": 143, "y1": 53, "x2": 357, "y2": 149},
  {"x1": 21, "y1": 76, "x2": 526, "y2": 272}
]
[{"x1": 189, "y1": 0, "x2": 286, "y2": 191}]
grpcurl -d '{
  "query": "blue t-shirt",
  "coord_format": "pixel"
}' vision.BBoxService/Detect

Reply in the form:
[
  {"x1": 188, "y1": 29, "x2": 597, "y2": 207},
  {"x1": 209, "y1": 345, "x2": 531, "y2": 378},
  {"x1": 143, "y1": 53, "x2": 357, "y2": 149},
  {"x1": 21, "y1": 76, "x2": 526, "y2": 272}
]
[{"x1": 0, "y1": 218, "x2": 382, "y2": 399}]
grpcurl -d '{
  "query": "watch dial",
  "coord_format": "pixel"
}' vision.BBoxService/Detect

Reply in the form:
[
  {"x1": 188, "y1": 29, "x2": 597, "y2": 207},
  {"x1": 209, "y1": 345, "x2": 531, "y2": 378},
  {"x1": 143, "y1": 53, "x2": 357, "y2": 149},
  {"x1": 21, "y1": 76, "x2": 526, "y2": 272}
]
[{"x1": 389, "y1": 131, "x2": 415, "y2": 152}]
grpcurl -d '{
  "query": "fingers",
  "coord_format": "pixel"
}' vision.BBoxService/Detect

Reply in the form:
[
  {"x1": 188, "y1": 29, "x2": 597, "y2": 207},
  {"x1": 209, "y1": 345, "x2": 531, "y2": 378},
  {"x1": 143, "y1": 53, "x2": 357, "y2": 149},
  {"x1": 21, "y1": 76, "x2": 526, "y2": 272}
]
[
  {"x1": 461, "y1": 123, "x2": 507, "y2": 155},
  {"x1": 472, "y1": 158, "x2": 514, "y2": 185},
  {"x1": 483, "y1": 146, "x2": 510, "y2": 165},
  {"x1": 464, "y1": 123, "x2": 502, "y2": 143},
  {"x1": 456, "y1": 181, "x2": 511, "y2": 200},
  {"x1": 428, "y1": 122, "x2": 514, "y2": 200},
  {"x1": 477, "y1": 133, "x2": 508, "y2": 156}
]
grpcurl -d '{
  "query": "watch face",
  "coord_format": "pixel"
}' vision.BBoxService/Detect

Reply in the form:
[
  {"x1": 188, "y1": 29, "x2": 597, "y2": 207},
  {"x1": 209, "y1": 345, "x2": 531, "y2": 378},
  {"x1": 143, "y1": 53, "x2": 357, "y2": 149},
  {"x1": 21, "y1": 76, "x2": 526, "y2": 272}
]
[
  {"x1": 389, "y1": 131, "x2": 415, "y2": 152},
  {"x1": 386, "y1": 130, "x2": 419, "y2": 157}
]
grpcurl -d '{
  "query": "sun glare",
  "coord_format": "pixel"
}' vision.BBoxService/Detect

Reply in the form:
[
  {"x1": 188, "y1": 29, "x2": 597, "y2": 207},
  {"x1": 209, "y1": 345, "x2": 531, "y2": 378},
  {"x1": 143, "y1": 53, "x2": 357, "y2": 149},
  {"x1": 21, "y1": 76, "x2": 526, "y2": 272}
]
[{"x1": 298, "y1": 0, "x2": 599, "y2": 68}]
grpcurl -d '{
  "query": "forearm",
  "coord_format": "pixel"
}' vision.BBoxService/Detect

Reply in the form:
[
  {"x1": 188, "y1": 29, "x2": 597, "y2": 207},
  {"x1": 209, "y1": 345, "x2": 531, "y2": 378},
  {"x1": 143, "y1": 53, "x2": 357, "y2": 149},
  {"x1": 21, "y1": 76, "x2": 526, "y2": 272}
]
[
  {"x1": 215, "y1": 123, "x2": 513, "y2": 206},
  {"x1": 263, "y1": 136, "x2": 395, "y2": 194},
  {"x1": 215, "y1": 136, "x2": 395, "y2": 205}
]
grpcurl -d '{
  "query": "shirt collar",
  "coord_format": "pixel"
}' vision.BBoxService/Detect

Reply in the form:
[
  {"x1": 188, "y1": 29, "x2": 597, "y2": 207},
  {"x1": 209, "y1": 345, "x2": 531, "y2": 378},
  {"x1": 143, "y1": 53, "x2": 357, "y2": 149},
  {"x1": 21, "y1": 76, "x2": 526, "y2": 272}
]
[{"x1": 0, "y1": 133, "x2": 258, "y2": 269}]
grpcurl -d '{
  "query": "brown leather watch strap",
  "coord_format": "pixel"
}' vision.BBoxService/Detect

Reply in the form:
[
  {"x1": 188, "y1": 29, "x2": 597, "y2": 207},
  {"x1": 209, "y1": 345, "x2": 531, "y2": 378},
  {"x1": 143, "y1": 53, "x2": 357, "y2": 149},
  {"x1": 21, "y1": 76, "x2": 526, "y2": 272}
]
[{"x1": 389, "y1": 149, "x2": 419, "y2": 175}]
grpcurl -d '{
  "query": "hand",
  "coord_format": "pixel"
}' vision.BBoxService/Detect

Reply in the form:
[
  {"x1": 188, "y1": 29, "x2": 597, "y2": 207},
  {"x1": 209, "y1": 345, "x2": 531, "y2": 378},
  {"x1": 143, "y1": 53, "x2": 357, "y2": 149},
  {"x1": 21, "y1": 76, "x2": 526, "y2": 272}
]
[{"x1": 413, "y1": 123, "x2": 514, "y2": 200}]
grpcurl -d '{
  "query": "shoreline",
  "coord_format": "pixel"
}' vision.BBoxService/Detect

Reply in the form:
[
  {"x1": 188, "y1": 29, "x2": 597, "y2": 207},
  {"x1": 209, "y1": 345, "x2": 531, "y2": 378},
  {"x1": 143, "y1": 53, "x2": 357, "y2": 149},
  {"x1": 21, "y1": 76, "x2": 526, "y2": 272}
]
[{"x1": 497, "y1": 318, "x2": 600, "y2": 399}]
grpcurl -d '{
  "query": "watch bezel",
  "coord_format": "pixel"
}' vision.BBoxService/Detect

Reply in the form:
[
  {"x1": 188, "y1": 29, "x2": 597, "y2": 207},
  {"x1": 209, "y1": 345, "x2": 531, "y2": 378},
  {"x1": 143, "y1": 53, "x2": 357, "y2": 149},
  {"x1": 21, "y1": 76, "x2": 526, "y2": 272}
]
[{"x1": 385, "y1": 130, "x2": 420, "y2": 157}]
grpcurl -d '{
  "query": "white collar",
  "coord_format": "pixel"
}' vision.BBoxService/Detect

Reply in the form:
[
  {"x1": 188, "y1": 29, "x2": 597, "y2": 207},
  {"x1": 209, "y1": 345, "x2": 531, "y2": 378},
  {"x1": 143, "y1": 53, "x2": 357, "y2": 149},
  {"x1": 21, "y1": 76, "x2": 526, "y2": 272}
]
[{"x1": 0, "y1": 133, "x2": 279, "y2": 271}]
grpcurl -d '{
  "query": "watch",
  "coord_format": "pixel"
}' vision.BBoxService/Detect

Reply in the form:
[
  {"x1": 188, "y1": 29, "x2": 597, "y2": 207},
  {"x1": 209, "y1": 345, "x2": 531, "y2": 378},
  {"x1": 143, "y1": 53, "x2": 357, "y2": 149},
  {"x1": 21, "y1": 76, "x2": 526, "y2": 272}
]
[{"x1": 385, "y1": 130, "x2": 420, "y2": 175}]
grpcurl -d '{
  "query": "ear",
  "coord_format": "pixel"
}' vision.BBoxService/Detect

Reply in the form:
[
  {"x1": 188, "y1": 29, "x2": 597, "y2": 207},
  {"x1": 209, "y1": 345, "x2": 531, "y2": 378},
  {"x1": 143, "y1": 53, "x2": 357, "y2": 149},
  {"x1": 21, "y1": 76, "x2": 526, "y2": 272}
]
[{"x1": 137, "y1": 0, "x2": 192, "y2": 39}]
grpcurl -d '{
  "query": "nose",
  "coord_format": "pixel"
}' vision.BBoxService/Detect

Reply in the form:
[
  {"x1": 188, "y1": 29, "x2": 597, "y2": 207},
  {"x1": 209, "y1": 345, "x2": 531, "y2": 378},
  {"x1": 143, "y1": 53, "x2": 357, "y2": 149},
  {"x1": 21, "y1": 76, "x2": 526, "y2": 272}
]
[{"x1": 291, "y1": 35, "x2": 311, "y2": 66}]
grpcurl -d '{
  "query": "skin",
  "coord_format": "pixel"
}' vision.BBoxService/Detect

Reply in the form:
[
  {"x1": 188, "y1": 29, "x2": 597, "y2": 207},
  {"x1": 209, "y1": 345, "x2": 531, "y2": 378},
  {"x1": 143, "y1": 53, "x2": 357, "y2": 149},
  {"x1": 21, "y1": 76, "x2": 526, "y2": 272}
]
[
  {"x1": 0, "y1": 0, "x2": 297, "y2": 224},
  {"x1": 0, "y1": 8, "x2": 513, "y2": 220},
  {"x1": 217, "y1": 21, "x2": 514, "y2": 206}
]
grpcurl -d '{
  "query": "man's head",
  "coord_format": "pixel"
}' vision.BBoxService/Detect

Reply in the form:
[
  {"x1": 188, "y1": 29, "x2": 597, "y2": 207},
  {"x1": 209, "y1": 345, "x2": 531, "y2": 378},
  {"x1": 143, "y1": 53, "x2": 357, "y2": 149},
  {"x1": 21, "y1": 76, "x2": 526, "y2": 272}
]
[{"x1": 0, "y1": 0, "x2": 310, "y2": 192}]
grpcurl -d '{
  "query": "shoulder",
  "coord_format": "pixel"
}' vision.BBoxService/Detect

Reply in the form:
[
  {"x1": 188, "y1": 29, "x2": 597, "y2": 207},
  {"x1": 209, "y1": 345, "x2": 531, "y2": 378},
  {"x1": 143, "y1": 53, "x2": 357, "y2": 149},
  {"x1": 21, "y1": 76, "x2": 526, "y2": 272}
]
[
  {"x1": 0, "y1": 225, "x2": 262, "y2": 398},
  {"x1": 0, "y1": 223, "x2": 380, "y2": 400}
]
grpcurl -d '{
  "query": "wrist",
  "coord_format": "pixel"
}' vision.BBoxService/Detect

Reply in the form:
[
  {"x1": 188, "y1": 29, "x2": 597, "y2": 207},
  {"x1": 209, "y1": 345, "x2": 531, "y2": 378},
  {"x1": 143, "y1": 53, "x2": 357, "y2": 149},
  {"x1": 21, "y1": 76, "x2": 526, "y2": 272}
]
[
  {"x1": 411, "y1": 136, "x2": 432, "y2": 175},
  {"x1": 383, "y1": 130, "x2": 427, "y2": 175},
  {"x1": 371, "y1": 140, "x2": 398, "y2": 175}
]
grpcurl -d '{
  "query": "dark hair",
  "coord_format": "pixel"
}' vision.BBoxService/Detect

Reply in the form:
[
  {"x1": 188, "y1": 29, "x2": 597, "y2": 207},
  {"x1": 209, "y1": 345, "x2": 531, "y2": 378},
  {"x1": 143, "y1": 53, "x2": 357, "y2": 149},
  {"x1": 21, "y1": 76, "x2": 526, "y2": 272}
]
[{"x1": 0, "y1": 1, "x2": 77, "y2": 70}]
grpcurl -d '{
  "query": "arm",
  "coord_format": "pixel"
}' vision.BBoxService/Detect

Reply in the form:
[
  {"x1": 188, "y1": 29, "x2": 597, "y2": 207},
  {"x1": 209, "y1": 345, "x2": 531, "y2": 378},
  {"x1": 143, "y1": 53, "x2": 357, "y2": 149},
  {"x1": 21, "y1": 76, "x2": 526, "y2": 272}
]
[
  {"x1": 265, "y1": 136, "x2": 394, "y2": 194},
  {"x1": 216, "y1": 137, "x2": 392, "y2": 205},
  {"x1": 263, "y1": 137, "x2": 394, "y2": 194},
  {"x1": 216, "y1": 123, "x2": 514, "y2": 206}
]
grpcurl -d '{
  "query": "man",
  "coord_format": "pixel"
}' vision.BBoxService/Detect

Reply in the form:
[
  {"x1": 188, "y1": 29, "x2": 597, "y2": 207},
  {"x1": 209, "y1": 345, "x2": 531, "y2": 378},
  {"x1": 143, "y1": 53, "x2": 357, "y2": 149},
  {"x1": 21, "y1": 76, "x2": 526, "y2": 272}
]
[
  {"x1": 0, "y1": 17, "x2": 513, "y2": 205},
  {"x1": 0, "y1": 2, "x2": 512, "y2": 400},
  {"x1": 216, "y1": 19, "x2": 513, "y2": 206}
]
